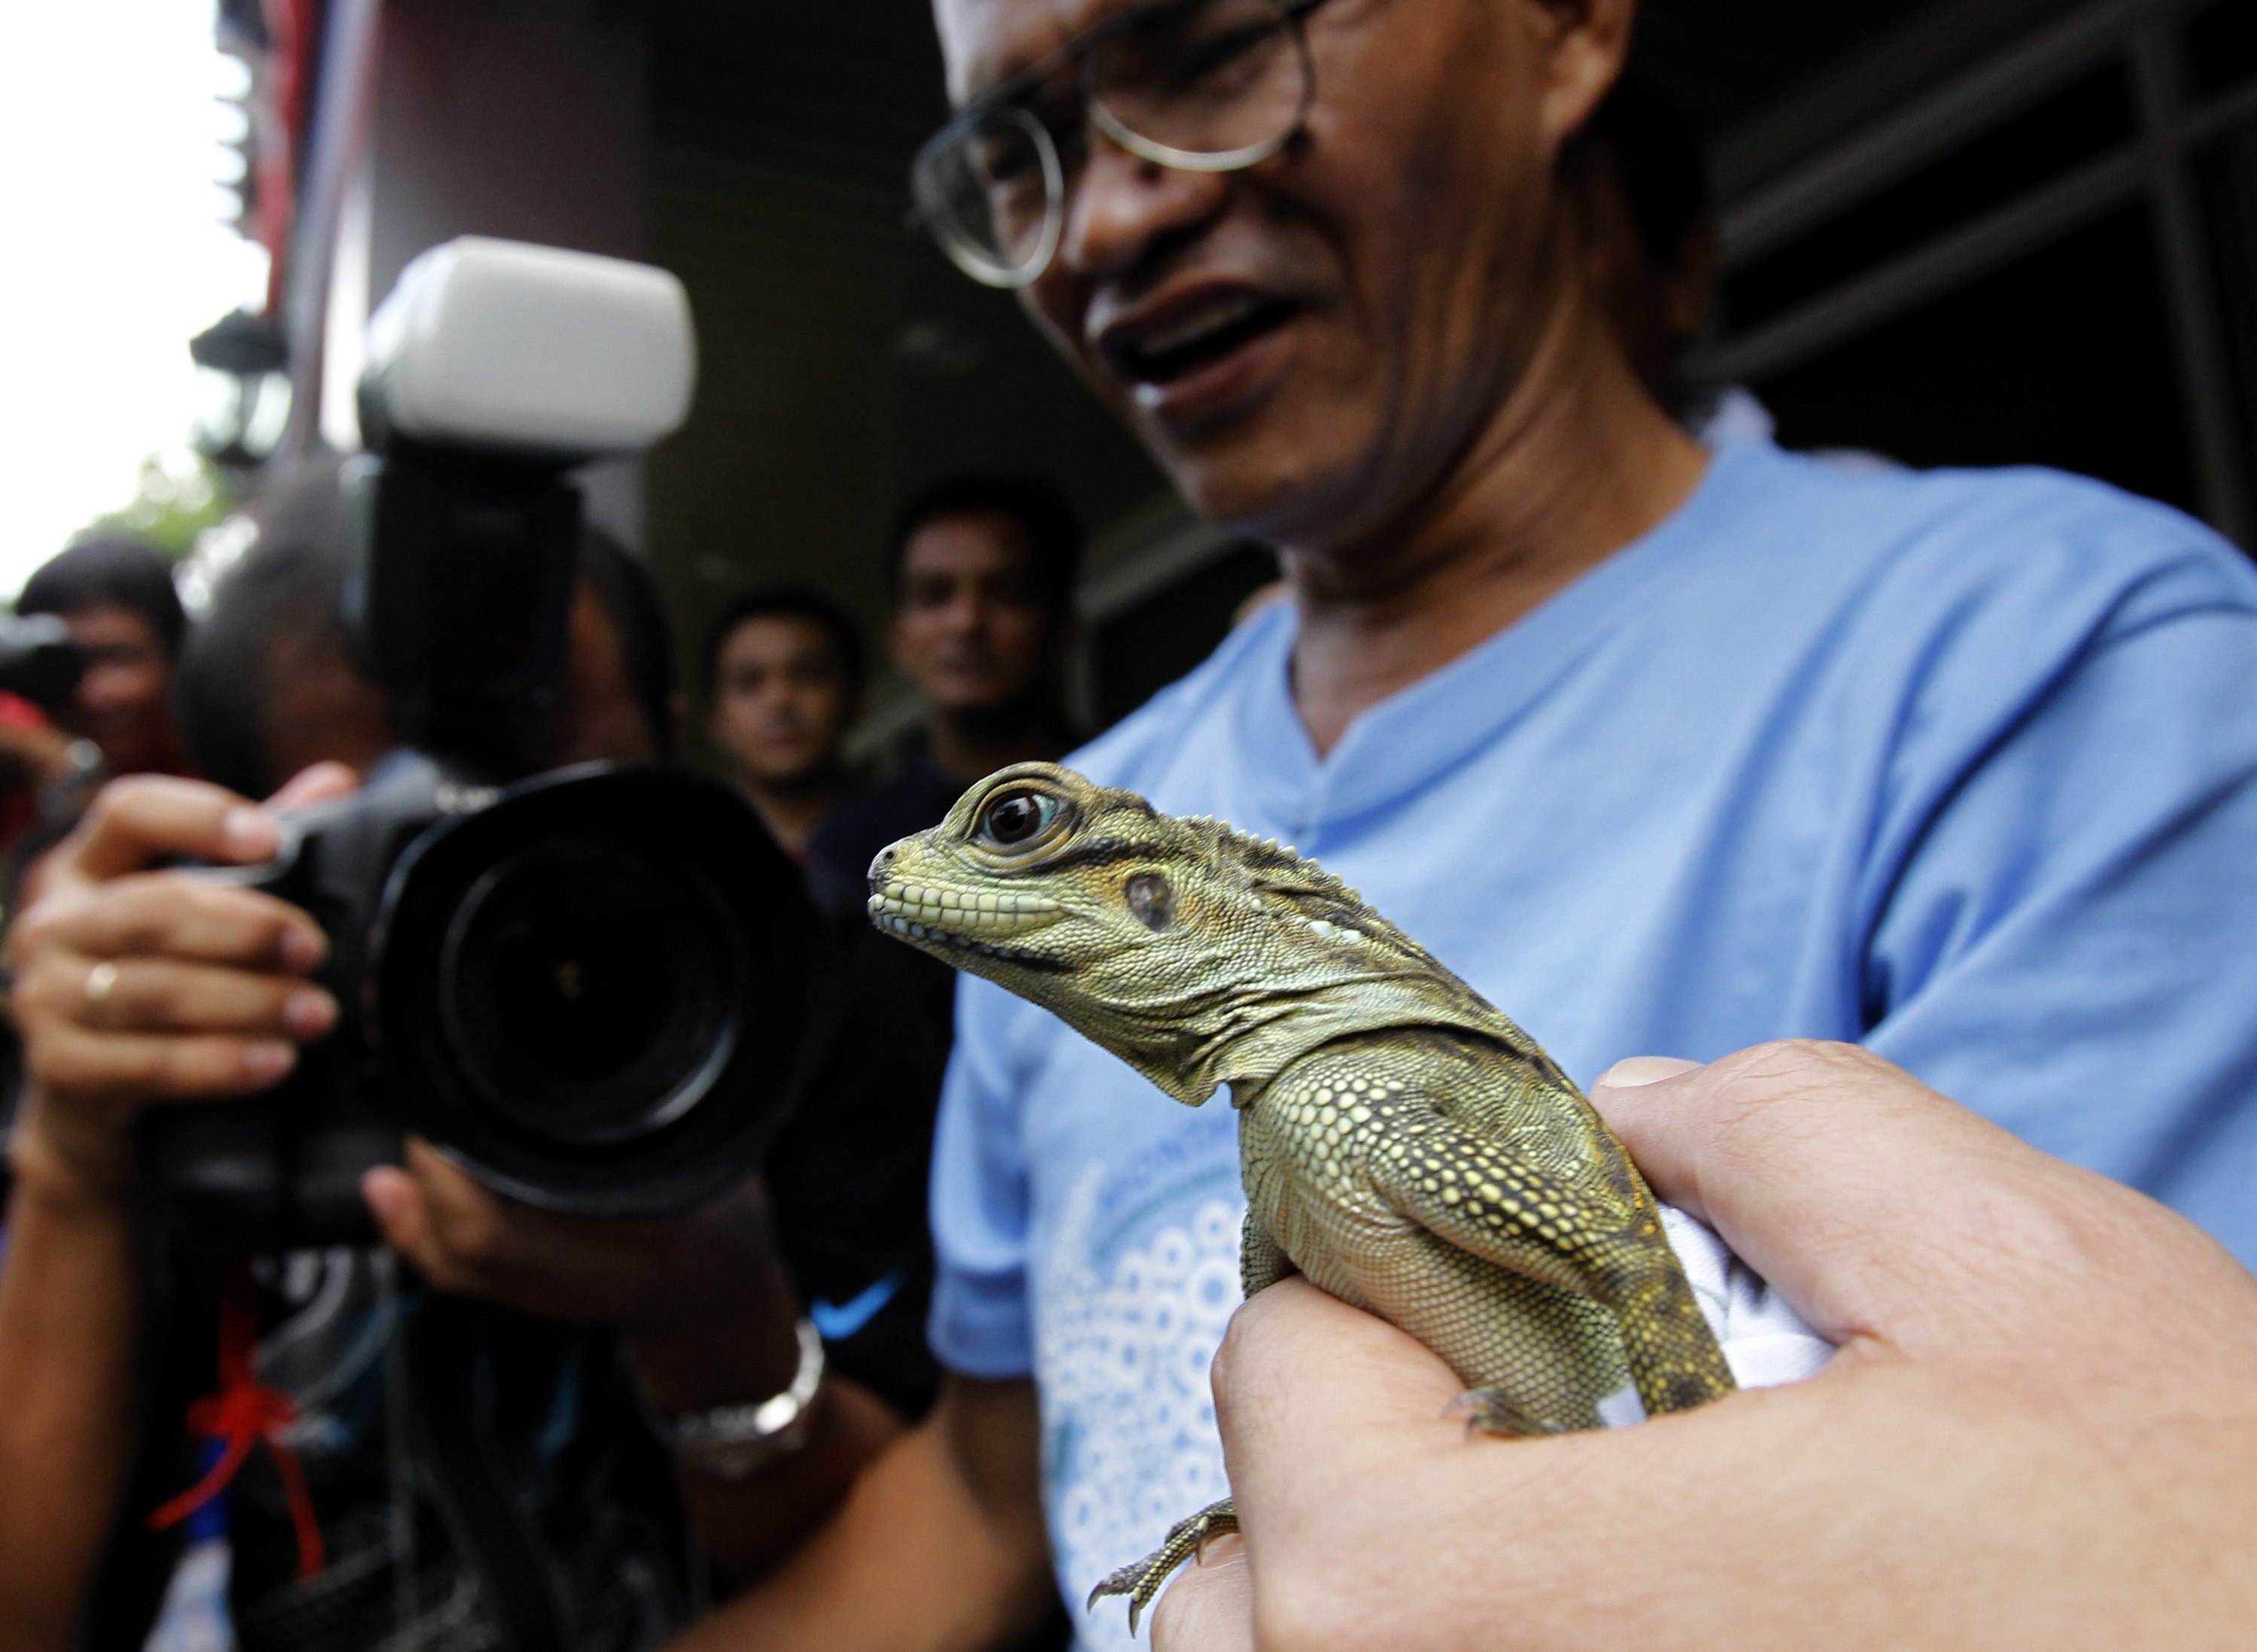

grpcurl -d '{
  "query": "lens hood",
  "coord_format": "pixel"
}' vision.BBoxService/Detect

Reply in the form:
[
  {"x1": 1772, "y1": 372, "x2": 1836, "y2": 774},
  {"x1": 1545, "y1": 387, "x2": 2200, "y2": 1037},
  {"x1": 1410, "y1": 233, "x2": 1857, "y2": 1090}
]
[{"x1": 370, "y1": 761, "x2": 824, "y2": 1218}]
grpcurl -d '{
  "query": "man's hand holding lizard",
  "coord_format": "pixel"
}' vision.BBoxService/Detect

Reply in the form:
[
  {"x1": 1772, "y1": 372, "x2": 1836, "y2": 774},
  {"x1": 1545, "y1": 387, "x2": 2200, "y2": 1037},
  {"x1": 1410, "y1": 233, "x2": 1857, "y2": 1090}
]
[{"x1": 1154, "y1": 1041, "x2": 2257, "y2": 1652}]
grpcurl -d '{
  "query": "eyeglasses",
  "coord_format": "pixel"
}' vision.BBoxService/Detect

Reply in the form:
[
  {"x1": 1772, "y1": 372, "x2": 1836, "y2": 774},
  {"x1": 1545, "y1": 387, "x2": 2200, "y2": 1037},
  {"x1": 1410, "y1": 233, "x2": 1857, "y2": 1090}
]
[{"x1": 911, "y1": 0, "x2": 1334, "y2": 289}]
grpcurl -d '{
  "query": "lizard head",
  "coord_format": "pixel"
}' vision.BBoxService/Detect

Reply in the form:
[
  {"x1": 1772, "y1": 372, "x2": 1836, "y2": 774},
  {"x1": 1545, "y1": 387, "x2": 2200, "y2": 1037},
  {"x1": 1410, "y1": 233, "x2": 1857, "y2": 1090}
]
[{"x1": 867, "y1": 761, "x2": 1450, "y2": 1106}]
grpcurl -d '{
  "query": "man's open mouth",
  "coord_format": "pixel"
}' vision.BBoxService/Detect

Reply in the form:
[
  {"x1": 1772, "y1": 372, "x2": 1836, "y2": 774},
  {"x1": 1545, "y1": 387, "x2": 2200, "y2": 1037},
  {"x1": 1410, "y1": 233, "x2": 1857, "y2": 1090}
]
[{"x1": 1099, "y1": 290, "x2": 1301, "y2": 388}]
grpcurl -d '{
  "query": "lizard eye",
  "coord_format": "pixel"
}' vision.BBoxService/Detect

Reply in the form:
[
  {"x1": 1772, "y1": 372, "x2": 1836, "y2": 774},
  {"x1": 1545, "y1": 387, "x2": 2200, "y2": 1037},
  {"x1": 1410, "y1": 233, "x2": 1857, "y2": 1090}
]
[{"x1": 977, "y1": 789, "x2": 1062, "y2": 852}]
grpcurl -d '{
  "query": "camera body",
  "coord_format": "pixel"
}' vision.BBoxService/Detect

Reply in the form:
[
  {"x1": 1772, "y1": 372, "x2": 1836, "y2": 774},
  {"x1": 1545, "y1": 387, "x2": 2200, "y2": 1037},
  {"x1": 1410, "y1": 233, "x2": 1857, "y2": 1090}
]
[
  {"x1": 150, "y1": 754, "x2": 823, "y2": 1250},
  {"x1": 144, "y1": 238, "x2": 819, "y2": 1251},
  {"x1": 0, "y1": 614, "x2": 87, "y2": 714}
]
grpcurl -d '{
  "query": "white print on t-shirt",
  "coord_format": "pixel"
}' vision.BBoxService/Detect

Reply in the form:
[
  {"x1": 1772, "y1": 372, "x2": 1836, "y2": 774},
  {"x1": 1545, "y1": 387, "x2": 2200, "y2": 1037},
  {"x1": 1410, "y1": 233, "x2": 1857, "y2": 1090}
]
[{"x1": 1035, "y1": 1160, "x2": 1241, "y2": 1652}]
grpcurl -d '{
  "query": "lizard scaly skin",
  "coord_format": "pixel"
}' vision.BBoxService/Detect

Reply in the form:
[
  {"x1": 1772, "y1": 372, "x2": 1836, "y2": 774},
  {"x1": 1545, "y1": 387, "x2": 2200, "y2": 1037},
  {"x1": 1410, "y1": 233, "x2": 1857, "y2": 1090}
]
[{"x1": 869, "y1": 762, "x2": 1736, "y2": 1629}]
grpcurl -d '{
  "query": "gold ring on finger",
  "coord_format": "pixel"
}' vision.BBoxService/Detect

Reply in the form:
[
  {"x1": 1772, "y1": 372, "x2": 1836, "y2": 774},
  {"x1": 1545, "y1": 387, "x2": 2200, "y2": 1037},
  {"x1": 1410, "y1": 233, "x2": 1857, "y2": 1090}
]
[{"x1": 85, "y1": 960, "x2": 120, "y2": 1014}]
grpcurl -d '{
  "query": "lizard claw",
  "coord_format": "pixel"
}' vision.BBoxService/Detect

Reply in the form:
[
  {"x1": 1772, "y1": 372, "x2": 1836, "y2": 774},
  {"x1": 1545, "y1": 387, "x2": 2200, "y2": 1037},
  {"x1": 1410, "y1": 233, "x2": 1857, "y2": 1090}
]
[{"x1": 1086, "y1": 1498, "x2": 1240, "y2": 1635}]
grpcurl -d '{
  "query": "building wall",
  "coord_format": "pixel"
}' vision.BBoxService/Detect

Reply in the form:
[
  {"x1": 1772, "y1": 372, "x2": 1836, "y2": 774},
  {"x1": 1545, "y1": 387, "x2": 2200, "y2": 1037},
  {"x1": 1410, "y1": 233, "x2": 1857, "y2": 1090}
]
[
  {"x1": 637, "y1": 0, "x2": 1168, "y2": 716},
  {"x1": 329, "y1": 0, "x2": 651, "y2": 542}
]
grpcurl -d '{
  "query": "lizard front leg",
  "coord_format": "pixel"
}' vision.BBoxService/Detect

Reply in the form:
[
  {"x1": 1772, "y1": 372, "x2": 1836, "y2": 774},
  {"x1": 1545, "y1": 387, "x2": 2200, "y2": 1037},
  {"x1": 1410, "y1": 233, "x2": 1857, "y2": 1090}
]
[{"x1": 1372, "y1": 1116, "x2": 1735, "y2": 1420}]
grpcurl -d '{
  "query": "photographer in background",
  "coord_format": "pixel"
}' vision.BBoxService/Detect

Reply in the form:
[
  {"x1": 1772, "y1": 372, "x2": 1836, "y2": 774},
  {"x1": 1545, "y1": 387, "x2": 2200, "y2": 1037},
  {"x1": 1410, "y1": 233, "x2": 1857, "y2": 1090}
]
[
  {"x1": 703, "y1": 587, "x2": 866, "y2": 861},
  {"x1": 0, "y1": 463, "x2": 941, "y2": 1652},
  {"x1": 16, "y1": 534, "x2": 194, "y2": 782},
  {"x1": 0, "y1": 536, "x2": 195, "y2": 865}
]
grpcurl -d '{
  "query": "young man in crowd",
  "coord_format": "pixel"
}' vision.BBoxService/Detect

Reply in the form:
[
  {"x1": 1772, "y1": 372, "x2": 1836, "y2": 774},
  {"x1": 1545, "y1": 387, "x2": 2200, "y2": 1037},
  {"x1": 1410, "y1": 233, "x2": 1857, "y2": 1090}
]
[
  {"x1": 0, "y1": 467, "x2": 946, "y2": 1650},
  {"x1": 16, "y1": 534, "x2": 194, "y2": 783},
  {"x1": 0, "y1": 536, "x2": 196, "y2": 860},
  {"x1": 808, "y1": 476, "x2": 1083, "y2": 1028},
  {"x1": 703, "y1": 588, "x2": 867, "y2": 860},
  {"x1": 807, "y1": 475, "x2": 1081, "y2": 886}
]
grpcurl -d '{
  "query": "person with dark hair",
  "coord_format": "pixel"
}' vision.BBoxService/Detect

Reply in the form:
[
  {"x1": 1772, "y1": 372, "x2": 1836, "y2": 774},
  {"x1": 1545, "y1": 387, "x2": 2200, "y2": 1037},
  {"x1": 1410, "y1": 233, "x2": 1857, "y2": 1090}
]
[
  {"x1": 703, "y1": 587, "x2": 865, "y2": 856},
  {"x1": 807, "y1": 475, "x2": 1080, "y2": 932},
  {"x1": 0, "y1": 465, "x2": 947, "y2": 1652},
  {"x1": 16, "y1": 533, "x2": 193, "y2": 780}
]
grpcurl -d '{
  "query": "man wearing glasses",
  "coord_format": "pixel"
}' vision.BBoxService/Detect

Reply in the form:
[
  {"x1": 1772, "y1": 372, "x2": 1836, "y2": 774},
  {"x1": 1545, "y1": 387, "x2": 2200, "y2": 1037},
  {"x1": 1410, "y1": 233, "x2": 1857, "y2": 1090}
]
[{"x1": 673, "y1": 1, "x2": 2257, "y2": 1647}]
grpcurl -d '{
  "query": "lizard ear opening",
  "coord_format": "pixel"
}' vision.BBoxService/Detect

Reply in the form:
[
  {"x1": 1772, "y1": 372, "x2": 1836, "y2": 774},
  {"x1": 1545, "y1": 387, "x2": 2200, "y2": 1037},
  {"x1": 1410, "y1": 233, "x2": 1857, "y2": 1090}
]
[{"x1": 1126, "y1": 873, "x2": 1174, "y2": 931}]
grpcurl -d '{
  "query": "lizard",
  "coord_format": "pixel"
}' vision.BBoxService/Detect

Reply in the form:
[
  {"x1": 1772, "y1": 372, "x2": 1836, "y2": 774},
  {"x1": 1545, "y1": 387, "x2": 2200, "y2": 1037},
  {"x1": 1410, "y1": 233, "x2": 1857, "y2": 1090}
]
[{"x1": 867, "y1": 761, "x2": 1737, "y2": 1631}]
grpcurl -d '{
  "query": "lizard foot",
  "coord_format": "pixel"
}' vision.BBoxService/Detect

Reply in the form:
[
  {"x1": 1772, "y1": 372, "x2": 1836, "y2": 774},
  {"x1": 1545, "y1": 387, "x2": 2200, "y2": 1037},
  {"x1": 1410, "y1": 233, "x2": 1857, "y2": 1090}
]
[
  {"x1": 1444, "y1": 1386, "x2": 1573, "y2": 1439},
  {"x1": 1086, "y1": 1497, "x2": 1238, "y2": 1636}
]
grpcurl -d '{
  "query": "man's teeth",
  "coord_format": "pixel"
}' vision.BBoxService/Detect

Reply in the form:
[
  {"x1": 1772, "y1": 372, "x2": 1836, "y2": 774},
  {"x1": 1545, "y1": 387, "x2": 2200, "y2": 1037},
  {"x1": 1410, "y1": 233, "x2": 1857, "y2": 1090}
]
[{"x1": 1138, "y1": 295, "x2": 1265, "y2": 360}]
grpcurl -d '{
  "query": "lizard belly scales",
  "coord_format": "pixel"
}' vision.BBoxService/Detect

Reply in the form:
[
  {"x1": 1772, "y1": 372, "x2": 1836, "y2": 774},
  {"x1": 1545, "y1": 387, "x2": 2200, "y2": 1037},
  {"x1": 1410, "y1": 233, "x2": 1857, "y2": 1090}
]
[{"x1": 865, "y1": 763, "x2": 1739, "y2": 1631}]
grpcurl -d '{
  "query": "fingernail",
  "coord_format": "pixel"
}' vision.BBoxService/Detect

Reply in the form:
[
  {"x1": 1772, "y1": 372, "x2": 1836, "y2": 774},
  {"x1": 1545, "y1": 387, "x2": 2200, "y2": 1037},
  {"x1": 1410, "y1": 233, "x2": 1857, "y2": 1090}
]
[
  {"x1": 280, "y1": 926, "x2": 327, "y2": 972},
  {"x1": 1595, "y1": 1055, "x2": 1703, "y2": 1089},
  {"x1": 360, "y1": 1168, "x2": 409, "y2": 1221},
  {"x1": 243, "y1": 1040, "x2": 297, "y2": 1082},
  {"x1": 221, "y1": 806, "x2": 277, "y2": 860},
  {"x1": 284, "y1": 989, "x2": 336, "y2": 1037}
]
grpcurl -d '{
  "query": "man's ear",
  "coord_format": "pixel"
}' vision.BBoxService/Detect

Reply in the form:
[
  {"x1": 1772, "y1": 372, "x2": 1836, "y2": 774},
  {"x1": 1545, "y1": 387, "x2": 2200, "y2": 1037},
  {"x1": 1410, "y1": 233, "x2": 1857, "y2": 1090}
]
[{"x1": 1529, "y1": 0, "x2": 1636, "y2": 157}]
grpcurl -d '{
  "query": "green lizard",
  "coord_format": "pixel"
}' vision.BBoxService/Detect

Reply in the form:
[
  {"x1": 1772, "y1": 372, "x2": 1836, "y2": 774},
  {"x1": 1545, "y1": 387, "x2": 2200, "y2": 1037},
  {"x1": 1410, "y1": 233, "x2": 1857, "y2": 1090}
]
[{"x1": 868, "y1": 761, "x2": 1736, "y2": 1629}]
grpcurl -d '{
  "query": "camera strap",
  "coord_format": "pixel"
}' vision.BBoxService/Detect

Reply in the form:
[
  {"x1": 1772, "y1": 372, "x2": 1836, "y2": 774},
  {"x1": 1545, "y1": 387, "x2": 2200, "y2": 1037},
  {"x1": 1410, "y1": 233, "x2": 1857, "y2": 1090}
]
[
  {"x1": 144, "y1": 1263, "x2": 326, "y2": 1580},
  {"x1": 404, "y1": 1293, "x2": 570, "y2": 1652}
]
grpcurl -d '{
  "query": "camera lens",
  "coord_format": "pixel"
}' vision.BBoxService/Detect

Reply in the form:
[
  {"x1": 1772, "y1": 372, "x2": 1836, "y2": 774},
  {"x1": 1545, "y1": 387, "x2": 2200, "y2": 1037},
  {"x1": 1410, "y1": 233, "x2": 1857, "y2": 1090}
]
[
  {"x1": 438, "y1": 828, "x2": 744, "y2": 1146},
  {"x1": 376, "y1": 763, "x2": 819, "y2": 1218}
]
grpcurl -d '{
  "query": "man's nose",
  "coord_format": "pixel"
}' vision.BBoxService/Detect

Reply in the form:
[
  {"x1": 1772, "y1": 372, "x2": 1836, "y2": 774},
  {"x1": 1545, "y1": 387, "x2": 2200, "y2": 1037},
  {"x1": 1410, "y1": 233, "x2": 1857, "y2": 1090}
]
[{"x1": 1057, "y1": 138, "x2": 1229, "y2": 281}]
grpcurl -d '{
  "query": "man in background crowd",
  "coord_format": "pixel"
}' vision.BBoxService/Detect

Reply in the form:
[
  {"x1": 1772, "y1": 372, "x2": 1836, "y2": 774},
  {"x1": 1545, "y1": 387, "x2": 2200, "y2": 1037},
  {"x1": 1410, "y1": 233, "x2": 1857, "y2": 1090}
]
[
  {"x1": 16, "y1": 534, "x2": 193, "y2": 781},
  {"x1": 0, "y1": 536, "x2": 194, "y2": 863},
  {"x1": 809, "y1": 476, "x2": 1081, "y2": 889},
  {"x1": 703, "y1": 587, "x2": 865, "y2": 861},
  {"x1": 807, "y1": 478, "x2": 1082, "y2": 1034}
]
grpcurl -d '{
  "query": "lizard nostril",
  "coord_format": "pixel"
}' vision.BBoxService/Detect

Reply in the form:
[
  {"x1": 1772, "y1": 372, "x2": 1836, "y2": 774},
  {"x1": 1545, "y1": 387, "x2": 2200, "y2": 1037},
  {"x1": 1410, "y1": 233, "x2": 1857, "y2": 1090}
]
[{"x1": 867, "y1": 846, "x2": 898, "y2": 892}]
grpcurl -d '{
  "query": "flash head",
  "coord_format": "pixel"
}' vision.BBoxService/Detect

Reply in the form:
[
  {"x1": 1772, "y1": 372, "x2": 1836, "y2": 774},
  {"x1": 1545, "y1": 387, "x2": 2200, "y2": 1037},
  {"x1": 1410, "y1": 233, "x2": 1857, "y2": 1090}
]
[{"x1": 359, "y1": 237, "x2": 696, "y2": 460}]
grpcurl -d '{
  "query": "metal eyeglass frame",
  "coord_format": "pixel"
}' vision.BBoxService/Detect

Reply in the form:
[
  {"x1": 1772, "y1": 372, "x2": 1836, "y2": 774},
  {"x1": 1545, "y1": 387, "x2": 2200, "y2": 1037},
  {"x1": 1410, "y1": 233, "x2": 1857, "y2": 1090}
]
[{"x1": 910, "y1": 0, "x2": 1337, "y2": 288}]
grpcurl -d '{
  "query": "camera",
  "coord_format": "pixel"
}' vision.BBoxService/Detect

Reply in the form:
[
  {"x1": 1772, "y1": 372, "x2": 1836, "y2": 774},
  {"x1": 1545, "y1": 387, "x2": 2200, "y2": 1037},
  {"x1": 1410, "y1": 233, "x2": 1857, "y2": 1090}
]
[
  {"x1": 0, "y1": 613, "x2": 87, "y2": 714},
  {"x1": 144, "y1": 238, "x2": 826, "y2": 1250}
]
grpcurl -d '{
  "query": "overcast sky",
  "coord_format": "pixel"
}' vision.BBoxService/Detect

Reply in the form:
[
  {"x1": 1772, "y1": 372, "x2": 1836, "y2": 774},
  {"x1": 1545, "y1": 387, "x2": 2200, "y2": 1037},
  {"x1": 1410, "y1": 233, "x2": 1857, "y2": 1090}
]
[{"x1": 0, "y1": 1, "x2": 267, "y2": 597}]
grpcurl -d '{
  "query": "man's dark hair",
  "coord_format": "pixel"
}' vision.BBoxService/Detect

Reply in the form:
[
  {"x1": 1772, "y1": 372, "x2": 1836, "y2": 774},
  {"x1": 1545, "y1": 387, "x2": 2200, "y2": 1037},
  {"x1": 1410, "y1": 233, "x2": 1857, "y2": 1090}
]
[
  {"x1": 888, "y1": 475, "x2": 1082, "y2": 612},
  {"x1": 701, "y1": 585, "x2": 867, "y2": 702},
  {"x1": 1584, "y1": 77, "x2": 1712, "y2": 272},
  {"x1": 579, "y1": 528, "x2": 679, "y2": 761},
  {"x1": 17, "y1": 534, "x2": 188, "y2": 657}
]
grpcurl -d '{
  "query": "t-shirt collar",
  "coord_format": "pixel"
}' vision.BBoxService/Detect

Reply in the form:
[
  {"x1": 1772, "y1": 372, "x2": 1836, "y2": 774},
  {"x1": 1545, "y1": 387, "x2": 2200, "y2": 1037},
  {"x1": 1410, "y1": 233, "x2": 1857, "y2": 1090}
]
[{"x1": 1232, "y1": 441, "x2": 1778, "y2": 834}]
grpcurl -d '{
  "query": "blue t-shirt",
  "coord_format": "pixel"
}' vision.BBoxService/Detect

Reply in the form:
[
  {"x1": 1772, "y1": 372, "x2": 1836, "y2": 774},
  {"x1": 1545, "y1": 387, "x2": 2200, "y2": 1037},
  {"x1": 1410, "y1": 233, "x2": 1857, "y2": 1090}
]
[{"x1": 928, "y1": 439, "x2": 2257, "y2": 1641}]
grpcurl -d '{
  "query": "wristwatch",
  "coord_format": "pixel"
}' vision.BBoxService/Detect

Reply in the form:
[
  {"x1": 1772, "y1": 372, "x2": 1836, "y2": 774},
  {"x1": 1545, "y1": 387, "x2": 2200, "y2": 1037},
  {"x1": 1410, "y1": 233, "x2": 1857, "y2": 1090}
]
[{"x1": 640, "y1": 1317, "x2": 826, "y2": 1480}]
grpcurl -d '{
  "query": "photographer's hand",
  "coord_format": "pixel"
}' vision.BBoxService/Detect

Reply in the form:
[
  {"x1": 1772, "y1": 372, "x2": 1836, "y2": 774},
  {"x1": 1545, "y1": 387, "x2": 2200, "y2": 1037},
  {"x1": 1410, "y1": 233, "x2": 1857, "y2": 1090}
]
[
  {"x1": 365, "y1": 1143, "x2": 906, "y2": 1582},
  {"x1": 8, "y1": 768, "x2": 350, "y2": 1195},
  {"x1": 0, "y1": 768, "x2": 349, "y2": 1652},
  {"x1": 1153, "y1": 1042, "x2": 2257, "y2": 1652}
]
